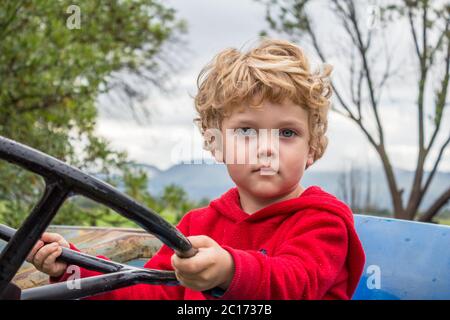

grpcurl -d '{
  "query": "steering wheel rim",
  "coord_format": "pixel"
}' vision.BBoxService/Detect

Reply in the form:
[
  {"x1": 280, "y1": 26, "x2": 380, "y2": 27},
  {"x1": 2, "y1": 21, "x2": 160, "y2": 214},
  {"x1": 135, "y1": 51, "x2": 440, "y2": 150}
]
[{"x1": 0, "y1": 135, "x2": 198, "y2": 299}]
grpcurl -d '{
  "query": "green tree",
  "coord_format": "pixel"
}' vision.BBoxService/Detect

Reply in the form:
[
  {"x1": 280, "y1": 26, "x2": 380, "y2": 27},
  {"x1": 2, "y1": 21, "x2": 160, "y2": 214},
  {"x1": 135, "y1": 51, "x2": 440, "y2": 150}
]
[
  {"x1": 159, "y1": 184, "x2": 191, "y2": 224},
  {"x1": 52, "y1": 166, "x2": 208, "y2": 228},
  {"x1": 0, "y1": 0, "x2": 186, "y2": 227}
]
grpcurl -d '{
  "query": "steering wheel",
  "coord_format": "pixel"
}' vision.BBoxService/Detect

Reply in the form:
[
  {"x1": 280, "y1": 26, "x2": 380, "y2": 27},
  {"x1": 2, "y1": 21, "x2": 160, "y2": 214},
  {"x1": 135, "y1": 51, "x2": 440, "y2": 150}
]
[{"x1": 0, "y1": 135, "x2": 199, "y2": 300}]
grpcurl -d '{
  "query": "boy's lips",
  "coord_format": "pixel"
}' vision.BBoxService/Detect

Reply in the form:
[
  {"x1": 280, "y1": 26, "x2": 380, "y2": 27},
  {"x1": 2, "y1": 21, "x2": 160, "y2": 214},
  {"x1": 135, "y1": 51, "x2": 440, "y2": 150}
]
[{"x1": 252, "y1": 166, "x2": 278, "y2": 175}]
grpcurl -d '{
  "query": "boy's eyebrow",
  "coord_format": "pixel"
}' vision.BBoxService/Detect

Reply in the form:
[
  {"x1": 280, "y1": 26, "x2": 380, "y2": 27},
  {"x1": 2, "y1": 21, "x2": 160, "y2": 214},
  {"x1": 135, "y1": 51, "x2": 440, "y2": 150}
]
[
  {"x1": 229, "y1": 119, "x2": 258, "y2": 126},
  {"x1": 276, "y1": 120, "x2": 307, "y2": 130},
  {"x1": 228, "y1": 118, "x2": 307, "y2": 131}
]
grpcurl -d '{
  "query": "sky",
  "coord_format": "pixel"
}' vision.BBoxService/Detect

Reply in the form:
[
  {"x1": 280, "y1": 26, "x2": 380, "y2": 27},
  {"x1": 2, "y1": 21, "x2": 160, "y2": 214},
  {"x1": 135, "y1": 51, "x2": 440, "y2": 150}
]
[{"x1": 95, "y1": 0, "x2": 450, "y2": 173}]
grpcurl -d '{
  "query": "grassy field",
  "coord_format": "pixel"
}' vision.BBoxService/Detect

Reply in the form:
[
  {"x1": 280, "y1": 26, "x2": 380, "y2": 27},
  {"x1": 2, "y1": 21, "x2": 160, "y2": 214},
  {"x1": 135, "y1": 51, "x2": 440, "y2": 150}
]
[
  {"x1": 364, "y1": 209, "x2": 450, "y2": 226},
  {"x1": 436, "y1": 218, "x2": 450, "y2": 226},
  {"x1": 434, "y1": 210, "x2": 450, "y2": 226}
]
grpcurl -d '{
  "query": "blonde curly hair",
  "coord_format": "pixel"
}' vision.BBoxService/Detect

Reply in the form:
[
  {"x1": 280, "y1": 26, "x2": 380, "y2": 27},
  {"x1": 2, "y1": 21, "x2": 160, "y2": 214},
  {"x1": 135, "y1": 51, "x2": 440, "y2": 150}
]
[{"x1": 194, "y1": 38, "x2": 333, "y2": 164}]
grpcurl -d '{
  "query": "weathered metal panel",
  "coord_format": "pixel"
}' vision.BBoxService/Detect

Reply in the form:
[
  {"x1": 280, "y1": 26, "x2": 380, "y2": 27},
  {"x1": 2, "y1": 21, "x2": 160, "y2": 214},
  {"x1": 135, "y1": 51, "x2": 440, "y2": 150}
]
[
  {"x1": 353, "y1": 214, "x2": 450, "y2": 300},
  {"x1": 4, "y1": 226, "x2": 163, "y2": 289}
]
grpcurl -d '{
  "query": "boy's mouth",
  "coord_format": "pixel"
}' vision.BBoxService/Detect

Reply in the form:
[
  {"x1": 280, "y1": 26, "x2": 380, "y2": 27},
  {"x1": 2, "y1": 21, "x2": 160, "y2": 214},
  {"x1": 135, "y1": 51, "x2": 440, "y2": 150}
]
[{"x1": 252, "y1": 166, "x2": 278, "y2": 175}]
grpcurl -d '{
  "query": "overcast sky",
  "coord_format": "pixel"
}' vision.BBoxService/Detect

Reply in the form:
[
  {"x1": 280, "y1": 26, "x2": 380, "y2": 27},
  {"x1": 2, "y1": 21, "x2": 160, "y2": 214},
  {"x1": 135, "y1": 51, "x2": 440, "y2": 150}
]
[{"x1": 95, "y1": 0, "x2": 450, "y2": 173}]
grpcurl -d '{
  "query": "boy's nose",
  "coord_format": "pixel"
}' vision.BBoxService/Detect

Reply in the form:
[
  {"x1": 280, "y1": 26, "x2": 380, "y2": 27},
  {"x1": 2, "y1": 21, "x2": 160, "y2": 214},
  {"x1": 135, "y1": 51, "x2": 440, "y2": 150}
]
[
  {"x1": 256, "y1": 144, "x2": 280, "y2": 174},
  {"x1": 256, "y1": 131, "x2": 279, "y2": 164},
  {"x1": 257, "y1": 150, "x2": 279, "y2": 169},
  {"x1": 257, "y1": 146, "x2": 274, "y2": 160}
]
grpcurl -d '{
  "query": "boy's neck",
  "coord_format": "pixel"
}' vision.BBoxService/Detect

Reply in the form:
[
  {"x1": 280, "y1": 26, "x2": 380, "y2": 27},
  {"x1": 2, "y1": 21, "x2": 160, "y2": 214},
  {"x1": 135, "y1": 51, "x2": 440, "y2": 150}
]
[{"x1": 237, "y1": 185, "x2": 304, "y2": 214}]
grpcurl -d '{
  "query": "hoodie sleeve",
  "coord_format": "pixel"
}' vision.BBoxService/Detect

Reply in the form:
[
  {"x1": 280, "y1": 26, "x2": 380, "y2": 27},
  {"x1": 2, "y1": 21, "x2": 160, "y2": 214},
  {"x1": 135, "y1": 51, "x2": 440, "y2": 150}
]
[
  {"x1": 203, "y1": 210, "x2": 352, "y2": 300},
  {"x1": 49, "y1": 212, "x2": 193, "y2": 300}
]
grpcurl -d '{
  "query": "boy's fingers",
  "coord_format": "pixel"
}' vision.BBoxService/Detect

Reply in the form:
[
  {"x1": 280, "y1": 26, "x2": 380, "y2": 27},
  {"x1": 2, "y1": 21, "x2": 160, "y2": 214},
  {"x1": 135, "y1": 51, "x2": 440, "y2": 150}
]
[
  {"x1": 33, "y1": 243, "x2": 59, "y2": 271},
  {"x1": 43, "y1": 247, "x2": 64, "y2": 274},
  {"x1": 43, "y1": 246, "x2": 62, "y2": 266},
  {"x1": 171, "y1": 251, "x2": 210, "y2": 275},
  {"x1": 26, "y1": 240, "x2": 44, "y2": 263},
  {"x1": 175, "y1": 270, "x2": 188, "y2": 286},
  {"x1": 41, "y1": 233, "x2": 69, "y2": 248},
  {"x1": 187, "y1": 235, "x2": 216, "y2": 249},
  {"x1": 175, "y1": 270, "x2": 207, "y2": 292},
  {"x1": 175, "y1": 270, "x2": 198, "y2": 285}
]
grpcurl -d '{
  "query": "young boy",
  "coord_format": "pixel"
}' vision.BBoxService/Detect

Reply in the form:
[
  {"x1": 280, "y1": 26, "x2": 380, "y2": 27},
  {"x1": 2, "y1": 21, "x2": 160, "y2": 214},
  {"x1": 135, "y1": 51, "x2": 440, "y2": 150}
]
[{"x1": 26, "y1": 39, "x2": 365, "y2": 300}]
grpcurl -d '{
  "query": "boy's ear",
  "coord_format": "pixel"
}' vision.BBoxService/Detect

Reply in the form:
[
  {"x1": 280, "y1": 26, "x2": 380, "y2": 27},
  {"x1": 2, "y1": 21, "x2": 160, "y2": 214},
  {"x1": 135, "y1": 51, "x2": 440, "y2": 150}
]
[
  {"x1": 306, "y1": 148, "x2": 315, "y2": 169},
  {"x1": 210, "y1": 147, "x2": 224, "y2": 163},
  {"x1": 204, "y1": 129, "x2": 224, "y2": 163}
]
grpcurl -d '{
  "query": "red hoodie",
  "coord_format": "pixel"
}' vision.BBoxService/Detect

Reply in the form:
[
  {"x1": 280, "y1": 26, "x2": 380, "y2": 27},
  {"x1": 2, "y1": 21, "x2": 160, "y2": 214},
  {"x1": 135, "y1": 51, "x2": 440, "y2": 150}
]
[{"x1": 52, "y1": 185, "x2": 365, "y2": 300}]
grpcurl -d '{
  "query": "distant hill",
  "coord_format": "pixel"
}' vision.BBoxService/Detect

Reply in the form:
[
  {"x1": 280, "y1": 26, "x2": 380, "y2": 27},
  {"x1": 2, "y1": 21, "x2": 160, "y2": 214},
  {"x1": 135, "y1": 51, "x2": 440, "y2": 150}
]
[
  {"x1": 146, "y1": 162, "x2": 235, "y2": 201},
  {"x1": 131, "y1": 163, "x2": 162, "y2": 179},
  {"x1": 138, "y1": 162, "x2": 450, "y2": 213}
]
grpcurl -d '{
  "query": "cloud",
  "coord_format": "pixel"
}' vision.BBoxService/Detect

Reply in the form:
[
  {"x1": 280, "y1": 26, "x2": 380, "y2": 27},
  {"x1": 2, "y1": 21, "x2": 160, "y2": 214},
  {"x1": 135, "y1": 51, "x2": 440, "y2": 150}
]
[{"x1": 96, "y1": 0, "x2": 450, "y2": 173}]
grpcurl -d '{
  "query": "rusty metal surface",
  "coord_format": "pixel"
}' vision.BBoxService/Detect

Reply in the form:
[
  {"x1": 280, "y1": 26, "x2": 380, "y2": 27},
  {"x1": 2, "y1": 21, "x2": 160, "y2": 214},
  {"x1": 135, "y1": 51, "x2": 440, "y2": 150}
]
[{"x1": 8, "y1": 226, "x2": 163, "y2": 289}]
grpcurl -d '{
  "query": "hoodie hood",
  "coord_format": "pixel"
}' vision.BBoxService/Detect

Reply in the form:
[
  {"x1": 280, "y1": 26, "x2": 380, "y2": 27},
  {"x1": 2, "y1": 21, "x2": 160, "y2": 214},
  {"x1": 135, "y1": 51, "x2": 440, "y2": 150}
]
[
  {"x1": 211, "y1": 186, "x2": 351, "y2": 223},
  {"x1": 210, "y1": 186, "x2": 366, "y2": 297}
]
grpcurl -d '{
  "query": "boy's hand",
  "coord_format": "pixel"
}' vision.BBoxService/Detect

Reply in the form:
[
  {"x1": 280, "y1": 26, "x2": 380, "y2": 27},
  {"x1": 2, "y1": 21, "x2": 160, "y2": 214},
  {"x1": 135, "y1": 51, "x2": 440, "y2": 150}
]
[
  {"x1": 171, "y1": 235, "x2": 234, "y2": 292},
  {"x1": 26, "y1": 232, "x2": 70, "y2": 278}
]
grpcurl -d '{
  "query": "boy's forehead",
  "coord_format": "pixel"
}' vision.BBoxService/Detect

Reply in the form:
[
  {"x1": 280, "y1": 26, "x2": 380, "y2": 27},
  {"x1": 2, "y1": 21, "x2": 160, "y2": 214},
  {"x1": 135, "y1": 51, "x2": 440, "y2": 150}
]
[{"x1": 226, "y1": 100, "x2": 309, "y2": 125}]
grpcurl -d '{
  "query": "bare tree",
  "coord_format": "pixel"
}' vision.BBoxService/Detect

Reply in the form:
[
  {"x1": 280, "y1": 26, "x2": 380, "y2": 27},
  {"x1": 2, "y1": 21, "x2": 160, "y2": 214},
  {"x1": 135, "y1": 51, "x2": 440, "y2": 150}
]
[
  {"x1": 338, "y1": 162, "x2": 379, "y2": 214},
  {"x1": 260, "y1": 0, "x2": 450, "y2": 221},
  {"x1": 364, "y1": 165, "x2": 375, "y2": 212}
]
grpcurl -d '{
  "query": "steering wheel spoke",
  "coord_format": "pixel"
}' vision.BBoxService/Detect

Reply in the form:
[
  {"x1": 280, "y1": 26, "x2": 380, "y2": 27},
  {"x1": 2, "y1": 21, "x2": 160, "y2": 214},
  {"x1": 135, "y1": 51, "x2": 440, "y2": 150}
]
[{"x1": 0, "y1": 136, "x2": 196, "y2": 299}]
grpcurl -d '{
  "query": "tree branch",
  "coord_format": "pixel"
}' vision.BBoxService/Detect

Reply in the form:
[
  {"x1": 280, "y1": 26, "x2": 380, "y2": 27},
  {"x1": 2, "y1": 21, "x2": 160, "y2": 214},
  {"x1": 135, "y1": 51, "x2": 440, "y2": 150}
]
[
  {"x1": 419, "y1": 187, "x2": 450, "y2": 222},
  {"x1": 425, "y1": 18, "x2": 450, "y2": 155},
  {"x1": 0, "y1": 0, "x2": 25, "y2": 41},
  {"x1": 421, "y1": 133, "x2": 450, "y2": 200},
  {"x1": 347, "y1": 0, "x2": 385, "y2": 146},
  {"x1": 405, "y1": 1, "x2": 431, "y2": 217},
  {"x1": 406, "y1": 2, "x2": 422, "y2": 62}
]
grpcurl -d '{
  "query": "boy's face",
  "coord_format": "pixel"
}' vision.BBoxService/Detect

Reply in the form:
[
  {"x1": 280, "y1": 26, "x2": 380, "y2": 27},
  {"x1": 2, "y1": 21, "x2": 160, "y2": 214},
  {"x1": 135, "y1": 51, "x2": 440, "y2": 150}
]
[{"x1": 215, "y1": 99, "x2": 314, "y2": 199}]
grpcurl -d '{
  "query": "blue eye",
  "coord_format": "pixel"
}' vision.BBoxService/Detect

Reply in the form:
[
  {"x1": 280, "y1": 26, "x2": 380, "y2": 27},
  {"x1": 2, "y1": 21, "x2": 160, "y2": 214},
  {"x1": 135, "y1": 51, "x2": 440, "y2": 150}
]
[
  {"x1": 235, "y1": 127, "x2": 257, "y2": 136},
  {"x1": 280, "y1": 129, "x2": 297, "y2": 138}
]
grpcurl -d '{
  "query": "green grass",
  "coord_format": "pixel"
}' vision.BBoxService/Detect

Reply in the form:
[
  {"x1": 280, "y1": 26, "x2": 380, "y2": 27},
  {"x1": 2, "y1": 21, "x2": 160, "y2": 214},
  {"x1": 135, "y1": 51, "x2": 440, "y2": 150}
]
[{"x1": 436, "y1": 218, "x2": 450, "y2": 226}]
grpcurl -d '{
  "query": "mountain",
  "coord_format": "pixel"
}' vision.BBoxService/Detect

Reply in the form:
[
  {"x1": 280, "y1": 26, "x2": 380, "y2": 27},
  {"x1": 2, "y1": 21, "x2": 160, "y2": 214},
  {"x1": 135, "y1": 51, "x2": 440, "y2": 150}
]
[
  {"x1": 143, "y1": 162, "x2": 450, "y2": 213},
  {"x1": 131, "y1": 163, "x2": 162, "y2": 179},
  {"x1": 146, "y1": 163, "x2": 235, "y2": 201}
]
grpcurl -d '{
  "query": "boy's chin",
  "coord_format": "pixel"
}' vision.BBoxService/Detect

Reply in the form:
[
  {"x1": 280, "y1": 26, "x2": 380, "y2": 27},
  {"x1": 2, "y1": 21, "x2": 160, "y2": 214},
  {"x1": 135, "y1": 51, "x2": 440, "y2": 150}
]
[{"x1": 241, "y1": 183, "x2": 290, "y2": 199}]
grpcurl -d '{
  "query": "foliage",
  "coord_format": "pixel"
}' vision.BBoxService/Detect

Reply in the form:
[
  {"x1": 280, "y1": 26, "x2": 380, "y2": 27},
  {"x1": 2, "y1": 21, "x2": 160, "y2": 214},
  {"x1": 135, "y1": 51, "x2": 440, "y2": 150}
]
[{"x1": 0, "y1": 0, "x2": 189, "y2": 227}]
